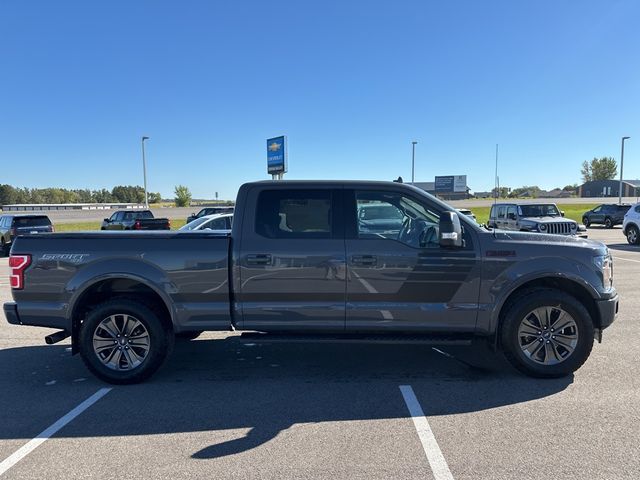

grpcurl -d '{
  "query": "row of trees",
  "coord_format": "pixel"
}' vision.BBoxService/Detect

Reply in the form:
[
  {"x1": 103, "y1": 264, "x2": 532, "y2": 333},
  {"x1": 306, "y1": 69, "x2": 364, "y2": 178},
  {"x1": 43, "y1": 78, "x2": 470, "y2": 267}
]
[{"x1": 0, "y1": 184, "x2": 162, "y2": 206}]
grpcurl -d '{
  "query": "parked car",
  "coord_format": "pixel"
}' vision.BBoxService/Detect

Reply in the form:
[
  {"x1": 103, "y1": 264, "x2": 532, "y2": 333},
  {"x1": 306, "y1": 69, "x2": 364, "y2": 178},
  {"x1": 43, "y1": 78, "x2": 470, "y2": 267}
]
[
  {"x1": 4, "y1": 180, "x2": 617, "y2": 383},
  {"x1": 456, "y1": 208, "x2": 477, "y2": 222},
  {"x1": 0, "y1": 214, "x2": 53, "y2": 255},
  {"x1": 488, "y1": 203, "x2": 586, "y2": 237},
  {"x1": 186, "y1": 206, "x2": 234, "y2": 224},
  {"x1": 622, "y1": 203, "x2": 640, "y2": 245},
  {"x1": 582, "y1": 204, "x2": 630, "y2": 228},
  {"x1": 179, "y1": 213, "x2": 233, "y2": 231},
  {"x1": 357, "y1": 203, "x2": 404, "y2": 234},
  {"x1": 101, "y1": 210, "x2": 170, "y2": 230}
]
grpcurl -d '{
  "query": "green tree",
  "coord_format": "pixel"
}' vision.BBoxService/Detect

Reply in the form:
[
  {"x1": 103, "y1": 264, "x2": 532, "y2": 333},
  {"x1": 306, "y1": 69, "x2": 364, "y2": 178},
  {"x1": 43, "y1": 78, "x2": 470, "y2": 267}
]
[
  {"x1": 581, "y1": 157, "x2": 617, "y2": 183},
  {"x1": 148, "y1": 192, "x2": 162, "y2": 204},
  {"x1": 174, "y1": 185, "x2": 192, "y2": 207}
]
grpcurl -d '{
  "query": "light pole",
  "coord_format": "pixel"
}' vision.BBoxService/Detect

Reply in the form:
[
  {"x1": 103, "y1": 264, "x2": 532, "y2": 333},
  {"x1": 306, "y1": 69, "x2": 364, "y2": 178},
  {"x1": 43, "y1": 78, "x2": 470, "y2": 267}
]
[
  {"x1": 411, "y1": 141, "x2": 417, "y2": 184},
  {"x1": 618, "y1": 136, "x2": 630, "y2": 205},
  {"x1": 141, "y1": 136, "x2": 150, "y2": 208}
]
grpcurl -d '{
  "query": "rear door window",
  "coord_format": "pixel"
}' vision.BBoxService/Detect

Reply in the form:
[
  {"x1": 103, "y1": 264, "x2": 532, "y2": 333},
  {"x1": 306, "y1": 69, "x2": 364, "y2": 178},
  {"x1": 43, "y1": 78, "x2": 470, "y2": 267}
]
[
  {"x1": 14, "y1": 217, "x2": 51, "y2": 228},
  {"x1": 256, "y1": 189, "x2": 332, "y2": 239}
]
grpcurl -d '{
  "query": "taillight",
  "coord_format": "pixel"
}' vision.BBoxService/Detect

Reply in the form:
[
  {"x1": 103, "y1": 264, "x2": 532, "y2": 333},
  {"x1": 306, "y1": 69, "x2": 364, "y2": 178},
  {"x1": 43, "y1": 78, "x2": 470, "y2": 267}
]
[
  {"x1": 10, "y1": 228, "x2": 16, "y2": 237},
  {"x1": 134, "y1": 220, "x2": 142, "y2": 230},
  {"x1": 167, "y1": 219, "x2": 171, "y2": 229},
  {"x1": 50, "y1": 225, "x2": 55, "y2": 232},
  {"x1": 9, "y1": 255, "x2": 31, "y2": 289}
]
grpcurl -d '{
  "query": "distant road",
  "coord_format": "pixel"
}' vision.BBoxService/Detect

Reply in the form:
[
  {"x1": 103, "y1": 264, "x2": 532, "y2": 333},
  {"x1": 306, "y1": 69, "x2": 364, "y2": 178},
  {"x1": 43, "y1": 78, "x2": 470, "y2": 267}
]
[
  {"x1": 449, "y1": 196, "x2": 639, "y2": 208},
  {"x1": 2, "y1": 196, "x2": 637, "y2": 224}
]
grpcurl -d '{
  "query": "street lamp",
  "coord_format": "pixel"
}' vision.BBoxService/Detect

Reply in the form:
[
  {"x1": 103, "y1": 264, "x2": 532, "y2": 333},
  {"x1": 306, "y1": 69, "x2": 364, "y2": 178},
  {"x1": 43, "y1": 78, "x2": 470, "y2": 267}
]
[
  {"x1": 411, "y1": 141, "x2": 417, "y2": 184},
  {"x1": 141, "y1": 136, "x2": 150, "y2": 208},
  {"x1": 619, "y1": 136, "x2": 630, "y2": 205}
]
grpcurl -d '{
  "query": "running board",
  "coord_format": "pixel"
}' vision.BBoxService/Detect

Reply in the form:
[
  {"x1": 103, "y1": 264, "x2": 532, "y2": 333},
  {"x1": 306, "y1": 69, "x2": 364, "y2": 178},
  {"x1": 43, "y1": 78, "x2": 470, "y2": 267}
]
[{"x1": 238, "y1": 332, "x2": 473, "y2": 346}]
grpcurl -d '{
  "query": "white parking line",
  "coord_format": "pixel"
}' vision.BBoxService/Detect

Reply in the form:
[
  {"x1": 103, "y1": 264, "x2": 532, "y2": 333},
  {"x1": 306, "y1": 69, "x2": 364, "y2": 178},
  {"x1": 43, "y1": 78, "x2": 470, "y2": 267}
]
[
  {"x1": 613, "y1": 256, "x2": 640, "y2": 263},
  {"x1": 0, "y1": 388, "x2": 112, "y2": 476},
  {"x1": 399, "y1": 385, "x2": 454, "y2": 480}
]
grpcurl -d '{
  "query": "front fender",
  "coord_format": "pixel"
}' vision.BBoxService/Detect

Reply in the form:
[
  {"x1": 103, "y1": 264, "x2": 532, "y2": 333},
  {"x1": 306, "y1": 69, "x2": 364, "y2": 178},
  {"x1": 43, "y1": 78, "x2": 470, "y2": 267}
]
[{"x1": 477, "y1": 256, "x2": 601, "y2": 337}]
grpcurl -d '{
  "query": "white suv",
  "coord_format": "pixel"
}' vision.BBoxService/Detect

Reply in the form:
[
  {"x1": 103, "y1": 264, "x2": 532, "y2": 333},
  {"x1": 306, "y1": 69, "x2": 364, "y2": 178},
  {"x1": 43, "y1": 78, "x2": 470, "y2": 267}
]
[{"x1": 622, "y1": 203, "x2": 640, "y2": 245}]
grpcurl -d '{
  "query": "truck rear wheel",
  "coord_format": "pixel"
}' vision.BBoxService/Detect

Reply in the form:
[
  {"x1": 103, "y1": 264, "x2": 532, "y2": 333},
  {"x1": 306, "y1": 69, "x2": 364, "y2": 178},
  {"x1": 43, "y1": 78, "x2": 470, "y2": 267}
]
[
  {"x1": 79, "y1": 299, "x2": 173, "y2": 384},
  {"x1": 500, "y1": 288, "x2": 594, "y2": 378}
]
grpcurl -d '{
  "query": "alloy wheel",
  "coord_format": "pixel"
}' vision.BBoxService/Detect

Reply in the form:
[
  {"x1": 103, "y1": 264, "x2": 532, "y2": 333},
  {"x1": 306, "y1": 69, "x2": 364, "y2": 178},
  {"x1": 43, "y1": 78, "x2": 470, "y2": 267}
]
[
  {"x1": 517, "y1": 306, "x2": 578, "y2": 365},
  {"x1": 92, "y1": 314, "x2": 151, "y2": 371}
]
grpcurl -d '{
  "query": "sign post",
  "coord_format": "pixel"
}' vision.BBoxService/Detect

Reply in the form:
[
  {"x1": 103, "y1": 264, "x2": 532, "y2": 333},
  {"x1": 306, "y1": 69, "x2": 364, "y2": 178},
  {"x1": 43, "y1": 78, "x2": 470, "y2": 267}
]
[{"x1": 267, "y1": 136, "x2": 287, "y2": 179}]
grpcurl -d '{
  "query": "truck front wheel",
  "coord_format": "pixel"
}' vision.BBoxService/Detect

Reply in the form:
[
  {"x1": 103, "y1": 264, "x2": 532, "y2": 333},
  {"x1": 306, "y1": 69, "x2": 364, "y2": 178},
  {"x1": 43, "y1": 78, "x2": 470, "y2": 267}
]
[
  {"x1": 500, "y1": 289, "x2": 594, "y2": 378},
  {"x1": 79, "y1": 299, "x2": 173, "y2": 384}
]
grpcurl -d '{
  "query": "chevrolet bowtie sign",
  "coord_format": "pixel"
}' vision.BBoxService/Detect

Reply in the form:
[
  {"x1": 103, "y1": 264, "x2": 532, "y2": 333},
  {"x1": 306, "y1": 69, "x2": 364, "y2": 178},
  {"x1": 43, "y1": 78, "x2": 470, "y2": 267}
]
[{"x1": 267, "y1": 136, "x2": 287, "y2": 175}]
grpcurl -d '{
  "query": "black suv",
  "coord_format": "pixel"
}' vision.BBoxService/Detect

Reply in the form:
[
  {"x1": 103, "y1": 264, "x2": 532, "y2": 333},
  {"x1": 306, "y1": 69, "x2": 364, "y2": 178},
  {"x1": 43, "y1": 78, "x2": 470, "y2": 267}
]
[
  {"x1": 582, "y1": 204, "x2": 630, "y2": 228},
  {"x1": 186, "y1": 206, "x2": 234, "y2": 224},
  {"x1": 0, "y1": 214, "x2": 53, "y2": 255}
]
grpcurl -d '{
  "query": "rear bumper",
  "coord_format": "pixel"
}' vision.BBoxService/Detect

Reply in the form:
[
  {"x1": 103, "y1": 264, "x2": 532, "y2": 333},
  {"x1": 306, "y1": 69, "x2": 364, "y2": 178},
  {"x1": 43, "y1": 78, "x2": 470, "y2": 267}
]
[
  {"x1": 3, "y1": 302, "x2": 20, "y2": 325},
  {"x1": 3, "y1": 301, "x2": 70, "y2": 331},
  {"x1": 596, "y1": 294, "x2": 619, "y2": 330}
]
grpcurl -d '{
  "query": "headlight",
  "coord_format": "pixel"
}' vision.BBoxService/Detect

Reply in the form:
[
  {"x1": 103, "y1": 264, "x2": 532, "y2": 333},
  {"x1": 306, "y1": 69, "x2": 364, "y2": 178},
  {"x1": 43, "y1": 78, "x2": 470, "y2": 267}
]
[
  {"x1": 538, "y1": 224, "x2": 546, "y2": 231},
  {"x1": 593, "y1": 254, "x2": 613, "y2": 289},
  {"x1": 570, "y1": 223, "x2": 577, "y2": 230}
]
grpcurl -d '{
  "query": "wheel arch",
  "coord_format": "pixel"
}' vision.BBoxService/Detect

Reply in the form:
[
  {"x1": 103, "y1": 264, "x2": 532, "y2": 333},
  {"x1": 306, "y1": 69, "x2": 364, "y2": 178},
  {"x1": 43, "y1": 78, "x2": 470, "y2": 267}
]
[
  {"x1": 69, "y1": 275, "x2": 174, "y2": 354},
  {"x1": 493, "y1": 276, "x2": 600, "y2": 348}
]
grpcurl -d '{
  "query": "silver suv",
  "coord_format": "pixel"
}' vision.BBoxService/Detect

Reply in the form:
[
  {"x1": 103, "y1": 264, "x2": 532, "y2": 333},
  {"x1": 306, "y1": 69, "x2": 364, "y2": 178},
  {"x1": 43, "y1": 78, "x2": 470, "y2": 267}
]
[{"x1": 488, "y1": 203, "x2": 585, "y2": 236}]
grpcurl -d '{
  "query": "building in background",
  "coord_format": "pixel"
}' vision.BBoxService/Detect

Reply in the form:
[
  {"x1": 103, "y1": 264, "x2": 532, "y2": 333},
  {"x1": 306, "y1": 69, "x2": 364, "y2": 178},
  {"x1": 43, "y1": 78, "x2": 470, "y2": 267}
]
[{"x1": 578, "y1": 180, "x2": 640, "y2": 198}]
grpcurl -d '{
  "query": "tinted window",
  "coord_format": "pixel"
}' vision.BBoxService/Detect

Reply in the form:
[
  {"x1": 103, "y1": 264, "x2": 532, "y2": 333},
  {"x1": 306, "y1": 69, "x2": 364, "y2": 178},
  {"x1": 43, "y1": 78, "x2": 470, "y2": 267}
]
[
  {"x1": 617, "y1": 205, "x2": 630, "y2": 212},
  {"x1": 14, "y1": 216, "x2": 51, "y2": 227},
  {"x1": 593, "y1": 206, "x2": 602, "y2": 213},
  {"x1": 506, "y1": 205, "x2": 517, "y2": 219},
  {"x1": 203, "y1": 217, "x2": 227, "y2": 230},
  {"x1": 497, "y1": 206, "x2": 506, "y2": 219},
  {"x1": 256, "y1": 190, "x2": 331, "y2": 239},
  {"x1": 355, "y1": 191, "x2": 440, "y2": 248},
  {"x1": 135, "y1": 211, "x2": 153, "y2": 219},
  {"x1": 635, "y1": 206, "x2": 640, "y2": 214}
]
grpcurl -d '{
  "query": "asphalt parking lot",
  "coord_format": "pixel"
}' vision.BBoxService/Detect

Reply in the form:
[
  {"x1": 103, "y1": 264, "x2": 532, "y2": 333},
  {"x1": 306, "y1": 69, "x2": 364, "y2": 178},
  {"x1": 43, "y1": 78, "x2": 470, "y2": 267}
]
[{"x1": 0, "y1": 227, "x2": 639, "y2": 479}]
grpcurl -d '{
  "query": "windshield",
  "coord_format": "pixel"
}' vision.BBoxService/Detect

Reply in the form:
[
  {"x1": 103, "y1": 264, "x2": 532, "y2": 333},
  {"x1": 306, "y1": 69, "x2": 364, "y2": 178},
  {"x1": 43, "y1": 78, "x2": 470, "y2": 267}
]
[
  {"x1": 518, "y1": 204, "x2": 560, "y2": 217},
  {"x1": 179, "y1": 216, "x2": 212, "y2": 230}
]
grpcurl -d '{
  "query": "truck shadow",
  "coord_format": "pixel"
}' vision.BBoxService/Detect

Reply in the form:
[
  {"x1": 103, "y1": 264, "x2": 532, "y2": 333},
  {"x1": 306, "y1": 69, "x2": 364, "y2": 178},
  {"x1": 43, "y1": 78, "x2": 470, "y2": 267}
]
[
  {"x1": 0, "y1": 337, "x2": 573, "y2": 459},
  {"x1": 607, "y1": 243, "x2": 639, "y2": 253}
]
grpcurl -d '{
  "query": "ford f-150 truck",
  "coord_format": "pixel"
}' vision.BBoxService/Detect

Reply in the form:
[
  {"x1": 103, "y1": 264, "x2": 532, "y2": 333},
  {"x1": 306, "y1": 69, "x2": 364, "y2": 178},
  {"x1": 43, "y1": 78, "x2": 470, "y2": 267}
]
[{"x1": 3, "y1": 181, "x2": 618, "y2": 384}]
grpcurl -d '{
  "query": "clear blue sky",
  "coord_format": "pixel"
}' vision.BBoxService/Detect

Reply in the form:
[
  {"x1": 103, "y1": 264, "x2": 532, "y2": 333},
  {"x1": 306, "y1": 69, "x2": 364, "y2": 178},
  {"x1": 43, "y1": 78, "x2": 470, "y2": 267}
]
[{"x1": 1, "y1": 0, "x2": 638, "y2": 200}]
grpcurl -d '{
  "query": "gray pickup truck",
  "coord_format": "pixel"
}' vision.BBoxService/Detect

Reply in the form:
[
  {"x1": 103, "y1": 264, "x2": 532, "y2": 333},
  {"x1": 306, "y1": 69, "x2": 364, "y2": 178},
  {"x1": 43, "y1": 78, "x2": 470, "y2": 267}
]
[{"x1": 4, "y1": 181, "x2": 618, "y2": 383}]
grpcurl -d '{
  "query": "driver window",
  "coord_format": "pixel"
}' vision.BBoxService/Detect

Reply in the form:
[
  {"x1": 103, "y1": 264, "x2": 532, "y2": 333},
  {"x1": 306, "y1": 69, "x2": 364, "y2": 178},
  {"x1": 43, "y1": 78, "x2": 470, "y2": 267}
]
[
  {"x1": 355, "y1": 191, "x2": 441, "y2": 248},
  {"x1": 506, "y1": 206, "x2": 517, "y2": 220}
]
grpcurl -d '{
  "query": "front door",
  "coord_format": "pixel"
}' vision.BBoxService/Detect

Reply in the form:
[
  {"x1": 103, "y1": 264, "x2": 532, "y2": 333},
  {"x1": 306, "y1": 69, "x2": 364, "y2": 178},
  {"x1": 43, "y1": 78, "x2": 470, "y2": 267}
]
[
  {"x1": 345, "y1": 189, "x2": 481, "y2": 332},
  {"x1": 238, "y1": 187, "x2": 346, "y2": 331}
]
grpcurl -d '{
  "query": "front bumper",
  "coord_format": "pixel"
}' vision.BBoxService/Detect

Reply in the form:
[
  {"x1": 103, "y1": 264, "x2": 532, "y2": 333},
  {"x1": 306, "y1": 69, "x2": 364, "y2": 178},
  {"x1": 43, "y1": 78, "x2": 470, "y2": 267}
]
[{"x1": 596, "y1": 294, "x2": 619, "y2": 330}]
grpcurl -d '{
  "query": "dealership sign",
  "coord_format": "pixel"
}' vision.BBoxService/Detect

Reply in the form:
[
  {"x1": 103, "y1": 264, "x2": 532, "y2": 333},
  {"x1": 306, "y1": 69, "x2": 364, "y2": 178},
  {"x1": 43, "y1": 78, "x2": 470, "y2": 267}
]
[
  {"x1": 267, "y1": 136, "x2": 287, "y2": 175},
  {"x1": 435, "y1": 175, "x2": 467, "y2": 193}
]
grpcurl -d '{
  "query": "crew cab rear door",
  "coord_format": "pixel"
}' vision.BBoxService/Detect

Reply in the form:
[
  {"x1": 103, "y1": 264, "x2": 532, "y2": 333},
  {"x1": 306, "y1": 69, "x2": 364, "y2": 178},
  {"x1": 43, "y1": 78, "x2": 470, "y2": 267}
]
[
  {"x1": 237, "y1": 186, "x2": 346, "y2": 331},
  {"x1": 344, "y1": 188, "x2": 481, "y2": 332}
]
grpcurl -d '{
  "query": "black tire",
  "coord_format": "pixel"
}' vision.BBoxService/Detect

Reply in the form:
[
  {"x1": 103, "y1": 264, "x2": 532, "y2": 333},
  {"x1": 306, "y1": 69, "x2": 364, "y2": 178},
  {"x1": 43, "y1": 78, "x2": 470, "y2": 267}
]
[
  {"x1": 626, "y1": 225, "x2": 640, "y2": 245},
  {"x1": 500, "y1": 288, "x2": 594, "y2": 378},
  {"x1": 582, "y1": 217, "x2": 590, "y2": 228},
  {"x1": 176, "y1": 331, "x2": 202, "y2": 340},
  {"x1": 604, "y1": 217, "x2": 613, "y2": 229},
  {"x1": 79, "y1": 298, "x2": 174, "y2": 384}
]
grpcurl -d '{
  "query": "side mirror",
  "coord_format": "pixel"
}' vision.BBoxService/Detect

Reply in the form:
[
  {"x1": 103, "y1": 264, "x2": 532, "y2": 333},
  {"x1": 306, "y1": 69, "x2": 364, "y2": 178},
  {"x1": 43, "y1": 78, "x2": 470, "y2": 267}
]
[
  {"x1": 103, "y1": 218, "x2": 110, "y2": 222},
  {"x1": 439, "y1": 211, "x2": 463, "y2": 248},
  {"x1": 561, "y1": 211, "x2": 565, "y2": 217}
]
